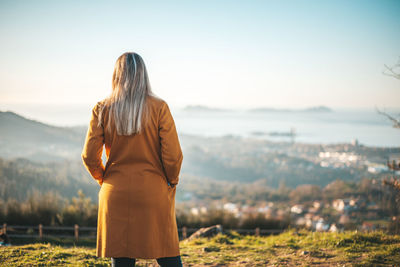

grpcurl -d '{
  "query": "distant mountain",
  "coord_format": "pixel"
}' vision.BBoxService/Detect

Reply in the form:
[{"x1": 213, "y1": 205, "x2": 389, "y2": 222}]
[
  {"x1": 182, "y1": 105, "x2": 230, "y2": 112},
  {"x1": 303, "y1": 106, "x2": 333, "y2": 113},
  {"x1": 249, "y1": 106, "x2": 333, "y2": 113},
  {"x1": 0, "y1": 110, "x2": 86, "y2": 162},
  {"x1": 250, "y1": 107, "x2": 291, "y2": 112}
]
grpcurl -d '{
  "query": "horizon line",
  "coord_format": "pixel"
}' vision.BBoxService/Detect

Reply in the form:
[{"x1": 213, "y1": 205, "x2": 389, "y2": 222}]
[{"x1": 1, "y1": 101, "x2": 399, "y2": 111}]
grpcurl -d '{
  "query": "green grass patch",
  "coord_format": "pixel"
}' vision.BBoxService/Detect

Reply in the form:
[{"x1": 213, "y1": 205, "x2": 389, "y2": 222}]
[{"x1": 1, "y1": 229, "x2": 399, "y2": 266}]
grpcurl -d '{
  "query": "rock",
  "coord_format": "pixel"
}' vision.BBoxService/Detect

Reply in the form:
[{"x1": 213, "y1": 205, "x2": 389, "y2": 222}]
[{"x1": 187, "y1": 224, "x2": 223, "y2": 241}]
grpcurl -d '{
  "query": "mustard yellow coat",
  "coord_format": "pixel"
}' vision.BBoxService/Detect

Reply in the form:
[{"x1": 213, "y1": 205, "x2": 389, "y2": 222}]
[{"x1": 81, "y1": 95, "x2": 183, "y2": 259}]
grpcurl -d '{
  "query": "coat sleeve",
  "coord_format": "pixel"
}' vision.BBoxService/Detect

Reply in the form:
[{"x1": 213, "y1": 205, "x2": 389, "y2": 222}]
[
  {"x1": 158, "y1": 101, "x2": 183, "y2": 186},
  {"x1": 81, "y1": 102, "x2": 105, "y2": 186}
]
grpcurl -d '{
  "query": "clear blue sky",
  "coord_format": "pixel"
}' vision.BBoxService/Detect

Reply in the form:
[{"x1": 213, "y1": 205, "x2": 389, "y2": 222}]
[{"x1": 0, "y1": 0, "x2": 399, "y2": 109}]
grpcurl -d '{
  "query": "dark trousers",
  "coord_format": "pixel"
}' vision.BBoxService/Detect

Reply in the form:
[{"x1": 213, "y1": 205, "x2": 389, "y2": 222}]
[{"x1": 111, "y1": 256, "x2": 183, "y2": 267}]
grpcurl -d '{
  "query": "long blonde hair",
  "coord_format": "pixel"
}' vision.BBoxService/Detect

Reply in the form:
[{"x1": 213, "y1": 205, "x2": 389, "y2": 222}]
[{"x1": 98, "y1": 52, "x2": 155, "y2": 135}]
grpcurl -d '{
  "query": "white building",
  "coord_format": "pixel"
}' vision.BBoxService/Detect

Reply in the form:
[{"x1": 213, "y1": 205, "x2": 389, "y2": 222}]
[{"x1": 290, "y1": 204, "x2": 304, "y2": 214}]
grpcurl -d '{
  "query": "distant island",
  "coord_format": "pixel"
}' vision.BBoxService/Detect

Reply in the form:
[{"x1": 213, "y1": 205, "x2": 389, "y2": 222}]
[
  {"x1": 303, "y1": 106, "x2": 333, "y2": 112},
  {"x1": 249, "y1": 105, "x2": 333, "y2": 113}
]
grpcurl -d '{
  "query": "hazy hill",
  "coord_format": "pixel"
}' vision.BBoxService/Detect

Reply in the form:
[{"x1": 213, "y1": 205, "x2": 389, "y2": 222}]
[
  {"x1": 303, "y1": 105, "x2": 332, "y2": 112},
  {"x1": 0, "y1": 111, "x2": 85, "y2": 162},
  {"x1": 180, "y1": 136, "x2": 362, "y2": 188},
  {"x1": 0, "y1": 156, "x2": 99, "y2": 202}
]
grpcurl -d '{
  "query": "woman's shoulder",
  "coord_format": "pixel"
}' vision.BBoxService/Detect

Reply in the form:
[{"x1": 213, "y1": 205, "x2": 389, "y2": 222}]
[
  {"x1": 147, "y1": 94, "x2": 168, "y2": 109},
  {"x1": 91, "y1": 99, "x2": 108, "y2": 115}
]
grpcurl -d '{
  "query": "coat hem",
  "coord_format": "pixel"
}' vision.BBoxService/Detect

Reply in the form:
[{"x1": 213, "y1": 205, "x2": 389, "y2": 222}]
[{"x1": 96, "y1": 252, "x2": 181, "y2": 259}]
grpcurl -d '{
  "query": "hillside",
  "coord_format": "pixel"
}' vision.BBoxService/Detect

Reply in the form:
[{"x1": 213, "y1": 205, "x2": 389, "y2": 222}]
[
  {"x1": 1, "y1": 230, "x2": 399, "y2": 266},
  {"x1": 0, "y1": 111, "x2": 84, "y2": 162},
  {"x1": 0, "y1": 157, "x2": 99, "y2": 203}
]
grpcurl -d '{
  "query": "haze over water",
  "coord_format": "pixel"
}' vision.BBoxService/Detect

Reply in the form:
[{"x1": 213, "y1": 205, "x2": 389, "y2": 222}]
[{"x1": 1, "y1": 103, "x2": 398, "y2": 147}]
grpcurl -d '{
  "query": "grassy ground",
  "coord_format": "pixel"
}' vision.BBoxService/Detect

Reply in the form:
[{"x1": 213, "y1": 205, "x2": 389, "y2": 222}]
[{"x1": 1, "y1": 229, "x2": 399, "y2": 266}]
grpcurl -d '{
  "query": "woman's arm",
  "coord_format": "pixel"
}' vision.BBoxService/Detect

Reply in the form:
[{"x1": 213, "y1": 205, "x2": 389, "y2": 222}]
[
  {"x1": 81, "y1": 101, "x2": 105, "y2": 186},
  {"x1": 159, "y1": 101, "x2": 183, "y2": 187}
]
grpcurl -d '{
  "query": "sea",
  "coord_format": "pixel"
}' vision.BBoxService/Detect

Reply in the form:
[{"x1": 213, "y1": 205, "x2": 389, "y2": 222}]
[{"x1": 1, "y1": 103, "x2": 399, "y2": 148}]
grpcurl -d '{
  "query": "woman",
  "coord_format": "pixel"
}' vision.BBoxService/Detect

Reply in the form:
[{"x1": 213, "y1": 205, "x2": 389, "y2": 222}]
[{"x1": 81, "y1": 52, "x2": 183, "y2": 267}]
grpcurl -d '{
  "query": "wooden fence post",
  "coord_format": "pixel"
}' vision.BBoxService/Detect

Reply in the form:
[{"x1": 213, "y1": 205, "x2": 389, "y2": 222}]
[
  {"x1": 74, "y1": 224, "x2": 79, "y2": 241},
  {"x1": 39, "y1": 224, "x2": 43, "y2": 239},
  {"x1": 2, "y1": 223, "x2": 6, "y2": 234},
  {"x1": 255, "y1": 227, "x2": 260, "y2": 236},
  {"x1": 182, "y1": 226, "x2": 187, "y2": 239}
]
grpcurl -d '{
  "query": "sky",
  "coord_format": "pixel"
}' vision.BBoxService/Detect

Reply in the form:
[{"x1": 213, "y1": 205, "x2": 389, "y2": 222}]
[{"x1": 0, "y1": 0, "x2": 399, "y2": 110}]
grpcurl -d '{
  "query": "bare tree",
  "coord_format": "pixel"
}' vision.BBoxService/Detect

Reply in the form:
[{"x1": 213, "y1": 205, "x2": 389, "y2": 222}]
[
  {"x1": 380, "y1": 57, "x2": 400, "y2": 197},
  {"x1": 378, "y1": 58, "x2": 400, "y2": 233}
]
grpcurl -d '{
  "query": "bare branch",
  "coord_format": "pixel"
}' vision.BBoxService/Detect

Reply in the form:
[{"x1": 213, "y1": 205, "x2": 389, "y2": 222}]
[
  {"x1": 383, "y1": 56, "x2": 400, "y2": 80},
  {"x1": 376, "y1": 106, "x2": 400, "y2": 129}
]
